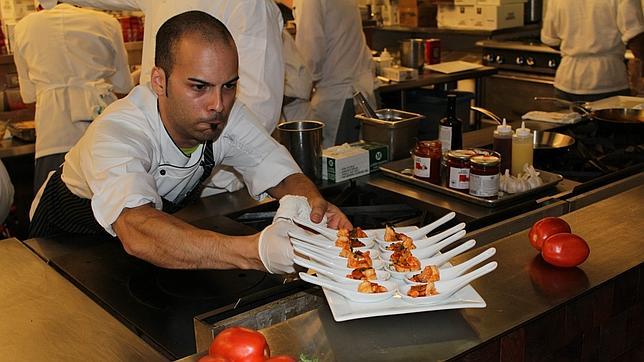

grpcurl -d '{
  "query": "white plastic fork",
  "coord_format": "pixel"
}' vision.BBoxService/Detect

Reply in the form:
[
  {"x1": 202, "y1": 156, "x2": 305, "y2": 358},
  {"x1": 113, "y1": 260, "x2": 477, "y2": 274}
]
[
  {"x1": 419, "y1": 239, "x2": 477, "y2": 267},
  {"x1": 405, "y1": 229, "x2": 467, "y2": 260}
]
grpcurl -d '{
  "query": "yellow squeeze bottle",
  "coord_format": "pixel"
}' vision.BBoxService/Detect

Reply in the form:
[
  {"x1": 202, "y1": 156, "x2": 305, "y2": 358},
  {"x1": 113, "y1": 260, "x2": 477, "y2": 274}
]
[{"x1": 511, "y1": 121, "x2": 533, "y2": 176}]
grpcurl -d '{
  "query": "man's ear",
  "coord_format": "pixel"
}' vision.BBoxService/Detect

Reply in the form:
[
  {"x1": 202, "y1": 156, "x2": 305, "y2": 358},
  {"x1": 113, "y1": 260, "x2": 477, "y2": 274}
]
[{"x1": 150, "y1": 66, "x2": 167, "y2": 97}]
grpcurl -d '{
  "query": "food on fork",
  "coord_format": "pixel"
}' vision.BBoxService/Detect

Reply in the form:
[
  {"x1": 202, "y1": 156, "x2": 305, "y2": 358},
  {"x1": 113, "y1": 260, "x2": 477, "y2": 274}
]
[
  {"x1": 384, "y1": 225, "x2": 412, "y2": 242},
  {"x1": 347, "y1": 250, "x2": 372, "y2": 268},
  {"x1": 338, "y1": 227, "x2": 368, "y2": 239},
  {"x1": 391, "y1": 249, "x2": 421, "y2": 272},
  {"x1": 335, "y1": 236, "x2": 365, "y2": 249},
  {"x1": 407, "y1": 283, "x2": 439, "y2": 298},
  {"x1": 410, "y1": 265, "x2": 440, "y2": 282},
  {"x1": 346, "y1": 267, "x2": 377, "y2": 281},
  {"x1": 357, "y1": 280, "x2": 388, "y2": 294},
  {"x1": 385, "y1": 238, "x2": 416, "y2": 251}
]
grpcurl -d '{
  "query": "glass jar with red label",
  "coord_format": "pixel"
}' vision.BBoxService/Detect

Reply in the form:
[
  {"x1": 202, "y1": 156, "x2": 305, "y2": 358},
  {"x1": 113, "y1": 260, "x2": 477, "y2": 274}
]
[
  {"x1": 413, "y1": 140, "x2": 442, "y2": 184},
  {"x1": 469, "y1": 155, "x2": 500, "y2": 199},
  {"x1": 447, "y1": 149, "x2": 476, "y2": 192}
]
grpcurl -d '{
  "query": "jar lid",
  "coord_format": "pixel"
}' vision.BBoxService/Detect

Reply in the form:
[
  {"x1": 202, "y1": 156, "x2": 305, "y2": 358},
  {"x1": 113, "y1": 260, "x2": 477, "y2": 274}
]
[
  {"x1": 417, "y1": 140, "x2": 441, "y2": 148},
  {"x1": 470, "y1": 155, "x2": 500, "y2": 166},
  {"x1": 447, "y1": 149, "x2": 476, "y2": 160}
]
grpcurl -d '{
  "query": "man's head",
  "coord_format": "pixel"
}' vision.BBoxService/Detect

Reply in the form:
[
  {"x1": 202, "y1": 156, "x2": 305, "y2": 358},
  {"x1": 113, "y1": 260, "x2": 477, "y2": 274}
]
[{"x1": 151, "y1": 11, "x2": 239, "y2": 148}]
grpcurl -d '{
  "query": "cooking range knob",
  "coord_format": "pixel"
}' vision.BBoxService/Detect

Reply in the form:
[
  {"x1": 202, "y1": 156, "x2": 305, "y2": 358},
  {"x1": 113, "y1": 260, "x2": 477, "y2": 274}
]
[
  {"x1": 526, "y1": 57, "x2": 536, "y2": 66},
  {"x1": 484, "y1": 53, "x2": 495, "y2": 63},
  {"x1": 495, "y1": 55, "x2": 505, "y2": 64},
  {"x1": 515, "y1": 56, "x2": 525, "y2": 65},
  {"x1": 547, "y1": 59, "x2": 558, "y2": 68}
]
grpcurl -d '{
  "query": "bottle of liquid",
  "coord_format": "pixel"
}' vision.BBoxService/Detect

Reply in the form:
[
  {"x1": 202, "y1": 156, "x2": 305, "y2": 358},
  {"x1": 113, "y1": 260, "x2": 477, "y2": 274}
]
[
  {"x1": 493, "y1": 118, "x2": 513, "y2": 174},
  {"x1": 511, "y1": 121, "x2": 533, "y2": 176},
  {"x1": 438, "y1": 94, "x2": 463, "y2": 154}
]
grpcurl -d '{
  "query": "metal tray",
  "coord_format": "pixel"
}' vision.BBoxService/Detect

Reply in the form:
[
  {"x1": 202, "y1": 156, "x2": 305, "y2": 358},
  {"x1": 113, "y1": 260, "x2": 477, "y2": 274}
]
[{"x1": 379, "y1": 158, "x2": 564, "y2": 207}]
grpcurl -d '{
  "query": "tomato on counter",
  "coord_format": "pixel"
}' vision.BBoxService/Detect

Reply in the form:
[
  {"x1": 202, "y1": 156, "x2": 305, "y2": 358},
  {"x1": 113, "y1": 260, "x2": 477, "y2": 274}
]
[
  {"x1": 541, "y1": 233, "x2": 590, "y2": 268},
  {"x1": 528, "y1": 217, "x2": 571, "y2": 251}
]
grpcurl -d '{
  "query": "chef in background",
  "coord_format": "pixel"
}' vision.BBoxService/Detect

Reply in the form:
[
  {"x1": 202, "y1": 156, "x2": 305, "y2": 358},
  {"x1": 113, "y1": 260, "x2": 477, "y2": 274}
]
[
  {"x1": 541, "y1": 0, "x2": 644, "y2": 102},
  {"x1": 294, "y1": 0, "x2": 375, "y2": 148},
  {"x1": 0, "y1": 161, "x2": 14, "y2": 225},
  {"x1": 13, "y1": 1, "x2": 133, "y2": 193},
  {"x1": 29, "y1": 11, "x2": 350, "y2": 274},
  {"x1": 40, "y1": 0, "x2": 286, "y2": 196}
]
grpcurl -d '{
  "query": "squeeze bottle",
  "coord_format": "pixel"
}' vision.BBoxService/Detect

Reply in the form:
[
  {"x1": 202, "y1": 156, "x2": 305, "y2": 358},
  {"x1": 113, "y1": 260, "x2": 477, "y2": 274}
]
[
  {"x1": 511, "y1": 121, "x2": 533, "y2": 176},
  {"x1": 493, "y1": 118, "x2": 513, "y2": 174}
]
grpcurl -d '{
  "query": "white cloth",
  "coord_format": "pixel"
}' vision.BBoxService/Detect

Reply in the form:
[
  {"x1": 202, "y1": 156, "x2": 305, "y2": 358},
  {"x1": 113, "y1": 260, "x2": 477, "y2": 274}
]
[
  {"x1": 42, "y1": 0, "x2": 285, "y2": 133},
  {"x1": 13, "y1": 4, "x2": 133, "y2": 159},
  {"x1": 43, "y1": 85, "x2": 300, "y2": 236},
  {"x1": 293, "y1": 0, "x2": 375, "y2": 148},
  {"x1": 0, "y1": 161, "x2": 14, "y2": 223},
  {"x1": 521, "y1": 111, "x2": 582, "y2": 124},
  {"x1": 541, "y1": 0, "x2": 644, "y2": 95}
]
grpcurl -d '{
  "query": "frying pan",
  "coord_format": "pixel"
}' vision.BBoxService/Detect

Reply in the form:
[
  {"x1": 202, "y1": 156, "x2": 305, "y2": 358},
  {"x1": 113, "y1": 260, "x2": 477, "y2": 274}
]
[
  {"x1": 534, "y1": 97, "x2": 644, "y2": 125},
  {"x1": 470, "y1": 106, "x2": 575, "y2": 151}
]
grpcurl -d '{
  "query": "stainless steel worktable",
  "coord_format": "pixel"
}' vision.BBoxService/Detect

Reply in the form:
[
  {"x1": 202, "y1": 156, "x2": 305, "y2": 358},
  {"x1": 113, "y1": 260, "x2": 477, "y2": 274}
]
[
  {"x1": 254, "y1": 181, "x2": 643, "y2": 361},
  {"x1": 0, "y1": 238, "x2": 167, "y2": 361}
]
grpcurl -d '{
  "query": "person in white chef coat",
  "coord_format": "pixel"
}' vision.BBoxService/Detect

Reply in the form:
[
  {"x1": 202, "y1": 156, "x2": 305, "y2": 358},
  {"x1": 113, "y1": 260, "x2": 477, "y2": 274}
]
[
  {"x1": 29, "y1": 11, "x2": 350, "y2": 273},
  {"x1": 13, "y1": 1, "x2": 133, "y2": 193},
  {"x1": 0, "y1": 161, "x2": 14, "y2": 226},
  {"x1": 541, "y1": 0, "x2": 644, "y2": 102},
  {"x1": 40, "y1": 0, "x2": 285, "y2": 195},
  {"x1": 293, "y1": 0, "x2": 375, "y2": 148}
]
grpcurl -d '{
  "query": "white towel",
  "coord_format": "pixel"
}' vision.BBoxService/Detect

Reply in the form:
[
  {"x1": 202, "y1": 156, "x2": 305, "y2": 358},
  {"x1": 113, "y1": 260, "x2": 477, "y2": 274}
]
[{"x1": 522, "y1": 111, "x2": 581, "y2": 124}]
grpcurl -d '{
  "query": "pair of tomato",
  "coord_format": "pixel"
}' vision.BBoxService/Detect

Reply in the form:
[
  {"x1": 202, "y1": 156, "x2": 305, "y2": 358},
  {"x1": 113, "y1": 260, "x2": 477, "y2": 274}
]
[
  {"x1": 200, "y1": 327, "x2": 295, "y2": 362},
  {"x1": 528, "y1": 217, "x2": 590, "y2": 267}
]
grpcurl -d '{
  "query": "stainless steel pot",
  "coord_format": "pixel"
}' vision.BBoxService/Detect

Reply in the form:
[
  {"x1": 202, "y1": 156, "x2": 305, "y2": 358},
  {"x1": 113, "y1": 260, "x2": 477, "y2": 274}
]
[{"x1": 400, "y1": 39, "x2": 425, "y2": 70}]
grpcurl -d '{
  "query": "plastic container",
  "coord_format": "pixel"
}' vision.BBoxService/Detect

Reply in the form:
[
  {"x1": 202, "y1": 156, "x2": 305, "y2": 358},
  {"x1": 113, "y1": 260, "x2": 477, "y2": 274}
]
[
  {"x1": 511, "y1": 121, "x2": 533, "y2": 176},
  {"x1": 493, "y1": 118, "x2": 513, "y2": 174}
]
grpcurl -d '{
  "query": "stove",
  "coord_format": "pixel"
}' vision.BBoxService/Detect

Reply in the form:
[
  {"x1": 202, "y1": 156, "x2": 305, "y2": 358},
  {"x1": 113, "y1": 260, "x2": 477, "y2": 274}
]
[{"x1": 477, "y1": 38, "x2": 561, "y2": 75}]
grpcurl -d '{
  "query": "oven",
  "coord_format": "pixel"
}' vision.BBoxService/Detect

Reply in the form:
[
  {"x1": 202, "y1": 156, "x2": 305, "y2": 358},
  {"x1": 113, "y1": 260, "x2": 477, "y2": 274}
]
[{"x1": 477, "y1": 39, "x2": 562, "y2": 121}]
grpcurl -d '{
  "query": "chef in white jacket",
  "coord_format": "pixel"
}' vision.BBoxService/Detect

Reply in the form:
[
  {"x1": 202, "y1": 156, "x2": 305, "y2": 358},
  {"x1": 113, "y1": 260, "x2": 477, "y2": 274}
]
[
  {"x1": 294, "y1": 0, "x2": 375, "y2": 148},
  {"x1": 40, "y1": 0, "x2": 286, "y2": 194},
  {"x1": 13, "y1": 2, "x2": 133, "y2": 193},
  {"x1": 29, "y1": 11, "x2": 350, "y2": 273}
]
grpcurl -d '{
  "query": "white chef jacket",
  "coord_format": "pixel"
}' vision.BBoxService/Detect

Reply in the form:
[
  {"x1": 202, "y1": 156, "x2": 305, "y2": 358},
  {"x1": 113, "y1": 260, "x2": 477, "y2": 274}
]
[
  {"x1": 0, "y1": 161, "x2": 14, "y2": 224},
  {"x1": 293, "y1": 0, "x2": 375, "y2": 148},
  {"x1": 282, "y1": 29, "x2": 313, "y2": 122},
  {"x1": 541, "y1": 0, "x2": 644, "y2": 95},
  {"x1": 41, "y1": 0, "x2": 285, "y2": 132},
  {"x1": 13, "y1": 3, "x2": 133, "y2": 159},
  {"x1": 48, "y1": 85, "x2": 300, "y2": 236}
]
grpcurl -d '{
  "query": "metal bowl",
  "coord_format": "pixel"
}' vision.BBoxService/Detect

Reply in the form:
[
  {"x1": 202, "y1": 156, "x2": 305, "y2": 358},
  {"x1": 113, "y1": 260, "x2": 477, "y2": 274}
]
[{"x1": 533, "y1": 131, "x2": 574, "y2": 150}]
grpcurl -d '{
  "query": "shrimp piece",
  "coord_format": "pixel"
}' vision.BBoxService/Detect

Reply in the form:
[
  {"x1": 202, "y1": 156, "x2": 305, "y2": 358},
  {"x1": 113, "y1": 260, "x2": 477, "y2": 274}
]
[
  {"x1": 349, "y1": 237, "x2": 365, "y2": 248},
  {"x1": 338, "y1": 244, "x2": 352, "y2": 258},
  {"x1": 335, "y1": 235, "x2": 350, "y2": 248},
  {"x1": 347, "y1": 250, "x2": 372, "y2": 268},
  {"x1": 349, "y1": 227, "x2": 368, "y2": 238},
  {"x1": 346, "y1": 267, "x2": 377, "y2": 281},
  {"x1": 410, "y1": 265, "x2": 440, "y2": 283},
  {"x1": 386, "y1": 238, "x2": 416, "y2": 252},
  {"x1": 392, "y1": 249, "x2": 421, "y2": 272},
  {"x1": 358, "y1": 280, "x2": 388, "y2": 294},
  {"x1": 407, "y1": 283, "x2": 438, "y2": 297}
]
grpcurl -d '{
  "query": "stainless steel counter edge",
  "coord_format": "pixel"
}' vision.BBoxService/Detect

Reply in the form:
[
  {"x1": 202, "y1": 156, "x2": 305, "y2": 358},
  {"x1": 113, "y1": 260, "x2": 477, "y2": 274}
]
[{"x1": 0, "y1": 238, "x2": 167, "y2": 361}]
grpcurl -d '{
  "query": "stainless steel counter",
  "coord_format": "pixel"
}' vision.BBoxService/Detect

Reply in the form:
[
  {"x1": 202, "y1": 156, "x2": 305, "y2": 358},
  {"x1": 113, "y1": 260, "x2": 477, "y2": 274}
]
[
  {"x1": 0, "y1": 137, "x2": 35, "y2": 158},
  {"x1": 0, "y1": 238, "x2": 166, "y2": 361},
  {"x1": 253, "y1": 178, "x2": 644, "y2": 361}
]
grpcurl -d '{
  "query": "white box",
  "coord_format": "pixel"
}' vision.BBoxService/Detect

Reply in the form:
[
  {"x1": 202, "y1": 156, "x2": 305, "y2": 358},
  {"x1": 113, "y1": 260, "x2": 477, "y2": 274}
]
[
  {"x1": 322, "y1": 144, "x2": 369, "y2": 183},
  {"x1": 437, "y1": 5, "x2": 476, "y2": 29},
  {"x1": 382, "y1": 66, "x2": 418, "y2": 82},
  {"x1": 476, "y1": 0, "x2": 526, "y2": 5},
  {"x1": 472, "y1": 4, "x2": 524, "y2": 30},
  {"x1": 454, "y1": 0, "x2": 476, "y2": 5}
]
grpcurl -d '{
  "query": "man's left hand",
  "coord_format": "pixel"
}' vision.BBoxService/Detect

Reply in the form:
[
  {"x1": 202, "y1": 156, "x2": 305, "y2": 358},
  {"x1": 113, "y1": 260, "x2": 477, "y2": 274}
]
[{"x1": 308, "y1": 196, "x2": 352, "y2": 230}]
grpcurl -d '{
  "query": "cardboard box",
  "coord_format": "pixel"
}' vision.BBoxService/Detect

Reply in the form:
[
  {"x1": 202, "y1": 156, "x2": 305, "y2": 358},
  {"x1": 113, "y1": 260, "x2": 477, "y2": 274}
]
[
  {"x1": 382, "y1": 66, "x2": 418, "y2": 82},
  {"x1": 398, "y1": 4, "x2": 437, "y2": 28},
  {"x1": 476, "y1": 0, "x2": 526, "y2": 5},
  {"x1": 454, "y1": 0, "x2": 477, "y2": 5},
  {"x1": 437, "y1": 5, "x2": 475, "y2": 29},
  {"x1": 322, "y1": 141, "x2": 389, "y2": 182},
  {"x1": 472, "y1": 4, "x2": 524, "y2": 30}
]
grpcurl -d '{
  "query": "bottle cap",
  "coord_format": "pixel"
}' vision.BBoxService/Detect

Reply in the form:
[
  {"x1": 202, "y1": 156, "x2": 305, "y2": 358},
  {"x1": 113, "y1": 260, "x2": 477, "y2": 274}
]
[
  {"x1": 515, "y1": 121, "x2": 531, "y2": 137},
  {"x1": 380, "y1": 48, "x2": 392, "y2": 60},
  {"x1": 495, "y1": 118, "x2": 513, "y2": 136}
]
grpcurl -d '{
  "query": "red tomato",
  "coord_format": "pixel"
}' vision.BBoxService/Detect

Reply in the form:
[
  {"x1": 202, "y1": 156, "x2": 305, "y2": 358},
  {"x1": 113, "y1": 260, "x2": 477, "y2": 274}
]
[
  {"x1": 266, "y1": 356, "x2": 297, "y2": 362},
  {"x1": 208, "y1": 327, "x2": 270, "y2": 362},
  {"x1": 528, "y1": 217, "x2": 571, "y2": 251},
  {"x1": 541, "y1": 233, "x2": 590, "y2": 268}
]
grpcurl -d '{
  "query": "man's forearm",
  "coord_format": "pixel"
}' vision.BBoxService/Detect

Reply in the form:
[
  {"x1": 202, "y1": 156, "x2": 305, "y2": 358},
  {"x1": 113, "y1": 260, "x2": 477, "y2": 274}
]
[
  {"x1": 113, "y1": 204, "x2": 263, "y2": 270},
  {"x1": 267, "y1": 172, "x2": 321, "y2": 201}
]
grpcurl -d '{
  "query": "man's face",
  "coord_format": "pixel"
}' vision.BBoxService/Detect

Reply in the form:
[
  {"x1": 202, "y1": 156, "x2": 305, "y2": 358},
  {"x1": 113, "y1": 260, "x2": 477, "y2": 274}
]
[{"x1": 153, "y1": 34, "x2": 239, "y2": 148}]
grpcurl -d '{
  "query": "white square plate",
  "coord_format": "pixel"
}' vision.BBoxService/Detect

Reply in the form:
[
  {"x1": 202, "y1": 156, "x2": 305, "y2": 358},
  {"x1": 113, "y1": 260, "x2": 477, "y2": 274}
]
[{"x1": 297, "y1": 226, "x2": 487, "y2": 322}]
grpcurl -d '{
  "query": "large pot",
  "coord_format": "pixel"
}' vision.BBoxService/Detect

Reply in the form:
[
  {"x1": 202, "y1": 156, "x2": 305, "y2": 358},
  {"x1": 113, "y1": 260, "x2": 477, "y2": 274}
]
[{"x1": 400, "y1": 38, "x2": 425, "y2": 70}]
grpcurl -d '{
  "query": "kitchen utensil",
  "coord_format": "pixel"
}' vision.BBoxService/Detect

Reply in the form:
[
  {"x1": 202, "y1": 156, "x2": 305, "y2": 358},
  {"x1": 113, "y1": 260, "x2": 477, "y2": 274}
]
[
  {"x1": 405, "y1": 211, "x2": 456, "y2": 240},
  {"x1": 376, "y1": 221, "x2": 466, "y2": 245},
  {"x1": 385, "y1": 239, "x2": 477, "y2": 279},
  {"x1": 277, "y1": 120, "x2": 324, "y2": 180},
  {"x1": 400, "y1": 38, "x2": 425, "y2": 70},
  {"x1": 380, "y1": 229, "x2": 467, "y2": 261},
  {"x1": 353, "y1": 91, "x2": 378, "y2": 119},
  {"x1": 399, "y1": 261, "x2": 497, "y2": 304},
  {"x1": 291, "y1": 239, "x2": 380, "y2": 261},
  {"x1": 292, "y1": 217, "x2": 374, "y2": 243},
  {"x1": 298, "y1": 272, "x2": 397, "y2": 303},
  {"x1": 405, "y1": 247, "x2": 497, "y2": 284},
  {"x1": 293, "y1": 245, "x2": 385, "y2": 271},
  {"x1": 293, "y1": 256, "x2": 391, "y2": 286},
  {"x1": 288, "y1": 231, "x2": 376, "y2": 250}
]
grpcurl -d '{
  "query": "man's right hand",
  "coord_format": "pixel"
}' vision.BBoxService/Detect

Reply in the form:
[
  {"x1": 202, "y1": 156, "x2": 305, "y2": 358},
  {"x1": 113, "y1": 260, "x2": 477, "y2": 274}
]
[{"x1": 258, "y1": 220, "x2": 308, "y2": 274}]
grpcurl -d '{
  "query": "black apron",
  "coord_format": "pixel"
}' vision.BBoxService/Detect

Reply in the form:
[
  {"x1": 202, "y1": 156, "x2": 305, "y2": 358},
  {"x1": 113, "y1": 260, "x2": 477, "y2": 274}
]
[{"x1": 28, "y1": 141, "x2": 215, "y2": 239}]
